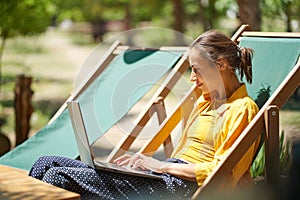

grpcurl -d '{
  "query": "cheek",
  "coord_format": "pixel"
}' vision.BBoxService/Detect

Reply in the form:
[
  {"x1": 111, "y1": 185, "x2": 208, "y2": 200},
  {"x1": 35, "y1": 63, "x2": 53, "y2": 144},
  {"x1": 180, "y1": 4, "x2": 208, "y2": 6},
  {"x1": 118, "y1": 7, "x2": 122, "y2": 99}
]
[{"x1": 201, "y1": 68, "x2": 221, "y2": 84}]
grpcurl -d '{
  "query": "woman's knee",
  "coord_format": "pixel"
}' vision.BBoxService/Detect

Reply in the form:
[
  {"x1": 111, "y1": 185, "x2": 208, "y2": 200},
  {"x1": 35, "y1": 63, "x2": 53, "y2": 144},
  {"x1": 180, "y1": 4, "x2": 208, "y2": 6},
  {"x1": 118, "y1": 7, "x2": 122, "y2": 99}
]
[
  {"x1": 42, "y1": 167, "x2": 66, "y2": 186},
  {"x1": 29, "y1": 156, "x2": 64, "y2": 178}
]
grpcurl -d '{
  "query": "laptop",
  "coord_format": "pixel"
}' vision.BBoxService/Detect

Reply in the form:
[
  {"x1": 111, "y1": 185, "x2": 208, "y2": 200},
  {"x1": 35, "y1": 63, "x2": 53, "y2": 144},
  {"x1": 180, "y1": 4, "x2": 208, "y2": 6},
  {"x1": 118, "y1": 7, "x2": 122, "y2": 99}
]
[{"x1": 67, "y1": 100, "x2": 161, "y2": 179}]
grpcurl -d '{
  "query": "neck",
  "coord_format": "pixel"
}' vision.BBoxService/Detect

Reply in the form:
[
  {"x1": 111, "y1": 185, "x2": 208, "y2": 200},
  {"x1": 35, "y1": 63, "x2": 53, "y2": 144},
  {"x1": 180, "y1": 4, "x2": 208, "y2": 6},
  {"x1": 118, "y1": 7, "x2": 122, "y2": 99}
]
[
  {"x1": 217, "y1": 71, "x2": 242, "y2": 100},
  {"x1": 224, "y1": 74, "x2": 242, "y2": 99}
]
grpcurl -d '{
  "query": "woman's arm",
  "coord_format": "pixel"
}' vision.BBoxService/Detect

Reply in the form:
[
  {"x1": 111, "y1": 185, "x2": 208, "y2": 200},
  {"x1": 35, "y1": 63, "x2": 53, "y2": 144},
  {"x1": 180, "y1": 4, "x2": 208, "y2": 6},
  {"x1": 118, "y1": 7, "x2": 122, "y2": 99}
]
[
  {"x1": 161, "y1": 162, "x2": 196, "y2": 182},
  {"x1": 114, "y1": 153, "x2": 196, "y2": 182}
]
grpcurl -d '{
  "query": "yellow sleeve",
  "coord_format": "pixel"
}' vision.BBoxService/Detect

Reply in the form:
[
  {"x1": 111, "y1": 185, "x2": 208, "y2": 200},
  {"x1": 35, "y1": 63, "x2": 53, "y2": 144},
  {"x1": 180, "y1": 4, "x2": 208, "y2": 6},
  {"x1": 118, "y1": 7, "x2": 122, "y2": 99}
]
[{"x1": 194, "y1": 101, "x2": 260, "y2": 188}]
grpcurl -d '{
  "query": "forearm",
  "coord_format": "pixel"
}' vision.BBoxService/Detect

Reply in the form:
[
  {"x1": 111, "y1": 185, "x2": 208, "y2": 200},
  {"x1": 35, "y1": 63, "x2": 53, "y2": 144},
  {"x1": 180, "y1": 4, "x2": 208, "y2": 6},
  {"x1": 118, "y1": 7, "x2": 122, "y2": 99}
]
[{"x1": 161, "y1": 162, "x2": 196, "y2": 182}]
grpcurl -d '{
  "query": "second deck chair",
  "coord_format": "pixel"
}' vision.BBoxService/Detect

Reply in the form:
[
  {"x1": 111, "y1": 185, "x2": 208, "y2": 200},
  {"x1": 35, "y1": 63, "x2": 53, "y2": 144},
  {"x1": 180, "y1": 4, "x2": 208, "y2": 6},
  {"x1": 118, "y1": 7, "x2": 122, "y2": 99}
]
[
  {"x1": 0, "y1": 42, "x2": 190, "y2": 170},
  {"x1": 107, "y1": 25, "x2": 300, "y2": 198}
]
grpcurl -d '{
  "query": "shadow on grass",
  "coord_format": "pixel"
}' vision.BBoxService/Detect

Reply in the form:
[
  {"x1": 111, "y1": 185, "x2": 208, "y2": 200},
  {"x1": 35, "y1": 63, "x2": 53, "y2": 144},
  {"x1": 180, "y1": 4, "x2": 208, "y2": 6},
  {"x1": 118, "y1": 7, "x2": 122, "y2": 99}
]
[
  {"x1": 33, "y1": 98, "x2": 66, "y2": 117},
  {"x1": 1, "y1": 98, "x2": 65, "y2": 118}
]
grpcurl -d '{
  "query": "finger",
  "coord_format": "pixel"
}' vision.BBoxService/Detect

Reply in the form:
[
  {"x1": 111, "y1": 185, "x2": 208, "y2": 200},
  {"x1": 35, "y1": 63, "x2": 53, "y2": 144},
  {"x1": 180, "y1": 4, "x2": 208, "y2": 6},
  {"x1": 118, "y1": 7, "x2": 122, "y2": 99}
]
[
  {"x1": 114, "y1": 154, "x2": 132, "y2": 165},
  {"x1": 128, "y1": 154, "x2": 142, "y2": 167},
  {"x1": 132, "y1": 159, "x2": 143, "y2": 169},
  {"x1": 114, "y1": 154, "x2": 130, "y2": 163}
]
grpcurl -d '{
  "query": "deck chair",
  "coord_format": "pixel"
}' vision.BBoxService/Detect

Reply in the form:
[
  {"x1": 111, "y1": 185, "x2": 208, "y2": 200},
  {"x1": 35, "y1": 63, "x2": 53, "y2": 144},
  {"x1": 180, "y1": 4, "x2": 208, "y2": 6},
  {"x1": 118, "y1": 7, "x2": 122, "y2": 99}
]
[
  {"x1": 0, "y1": 41, "x2": 190, "y2": 170},
  {"x1": 107, "y1": 25, "x2": 300, "y2": 198},
  {"x1": 190, "y1": 25, "x2": 300, "y2": 199}
]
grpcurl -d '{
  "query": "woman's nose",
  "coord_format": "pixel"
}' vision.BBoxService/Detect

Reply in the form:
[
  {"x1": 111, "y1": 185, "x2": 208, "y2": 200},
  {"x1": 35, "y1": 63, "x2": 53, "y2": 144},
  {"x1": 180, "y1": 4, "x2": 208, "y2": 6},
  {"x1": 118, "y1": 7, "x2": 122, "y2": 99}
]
[{"x1": 190, "y1": 71, "x2": 197, "y2": 82}]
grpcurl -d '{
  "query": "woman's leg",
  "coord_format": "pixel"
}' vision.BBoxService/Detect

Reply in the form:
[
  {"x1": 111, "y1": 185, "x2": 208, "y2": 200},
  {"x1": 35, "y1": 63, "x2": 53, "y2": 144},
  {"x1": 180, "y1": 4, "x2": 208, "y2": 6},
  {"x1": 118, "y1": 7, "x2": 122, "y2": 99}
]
[
  {"x1": 29, "y1": 156, "x2": 197, "y2": 199},
  {"x1": 41, "y1": 166, "x2": 196, "y2": 200},
  {"x1": 29, "y1": 156, "x2": 89, "y2": 180},
  {"x1": 42, "y1": 166, "x2": 113, "y2": 199}
]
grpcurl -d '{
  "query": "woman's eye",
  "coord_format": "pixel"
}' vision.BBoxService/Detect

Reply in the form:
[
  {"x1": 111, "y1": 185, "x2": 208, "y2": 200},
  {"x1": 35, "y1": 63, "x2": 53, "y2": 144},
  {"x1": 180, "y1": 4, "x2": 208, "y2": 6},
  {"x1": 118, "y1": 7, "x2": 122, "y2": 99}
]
[{"x1": 192, "y1": 67, "x2": 201, "y2": 73}]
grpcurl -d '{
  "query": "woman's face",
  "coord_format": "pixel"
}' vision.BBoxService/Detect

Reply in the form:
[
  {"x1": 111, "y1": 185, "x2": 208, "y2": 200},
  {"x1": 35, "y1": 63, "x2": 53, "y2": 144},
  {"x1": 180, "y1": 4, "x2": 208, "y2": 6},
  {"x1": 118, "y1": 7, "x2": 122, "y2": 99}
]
[{"x1": 189, "y1": 48, "x2": 223, "y2": 95}]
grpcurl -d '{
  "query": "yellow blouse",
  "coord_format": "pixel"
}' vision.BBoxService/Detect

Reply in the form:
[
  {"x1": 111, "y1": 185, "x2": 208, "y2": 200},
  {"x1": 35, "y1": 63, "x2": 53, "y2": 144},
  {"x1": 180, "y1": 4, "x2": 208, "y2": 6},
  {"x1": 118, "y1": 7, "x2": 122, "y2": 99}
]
[{"x1": 171, "y1": 84, "x2": 260, "y2": 189}]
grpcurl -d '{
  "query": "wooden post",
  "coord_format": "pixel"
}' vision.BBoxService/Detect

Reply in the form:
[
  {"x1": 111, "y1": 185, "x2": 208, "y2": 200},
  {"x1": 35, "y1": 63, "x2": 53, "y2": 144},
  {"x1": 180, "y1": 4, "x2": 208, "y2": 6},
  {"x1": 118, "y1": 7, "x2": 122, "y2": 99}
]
[
  {"x1": 14, "y1": 74, "x2": 33, "y2": 146},
  {"x1": 264, "y1": 105, "x2": 280, "y2": 185}
]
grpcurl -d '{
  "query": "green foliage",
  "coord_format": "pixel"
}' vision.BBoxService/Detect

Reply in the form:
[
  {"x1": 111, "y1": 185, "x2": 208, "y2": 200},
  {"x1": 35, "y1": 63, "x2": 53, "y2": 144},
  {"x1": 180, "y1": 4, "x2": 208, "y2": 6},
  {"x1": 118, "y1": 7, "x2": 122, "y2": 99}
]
[
  {"x1": 70, "y1": 33, "x2": 94, "y2": 45},
  {"x1": 0, "y1": 0, "x2": 51, "y2": 38},
  {"x1": 0, "y1": 0, "x2": 53, "y2": 85},
  {"x1": 255, "y1": 85, "x2": 271, "y2": 109},
  {"x1": 250, "y1": 140, "x2": 265, "y2": 178},
  {"x1": 51, "y1": 0, "x2": 167, "y2": 25},
  {"x1": 30, "y1": 109, "x2": 51, "y2": 131},
  {"x1": 260, "y1": 0, "x2": 300, "y2": 31},
  {"x1": 279, "y1": 131, "x2": 292, "y2": 175},
  {"x1": 250, "y1": 131, "x2": 292, "y2": 178}
]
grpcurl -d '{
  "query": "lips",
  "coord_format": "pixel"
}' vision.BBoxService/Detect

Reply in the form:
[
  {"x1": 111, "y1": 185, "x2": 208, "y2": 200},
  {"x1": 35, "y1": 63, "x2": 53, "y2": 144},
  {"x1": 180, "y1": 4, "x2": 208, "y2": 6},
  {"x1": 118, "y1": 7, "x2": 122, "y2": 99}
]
[{"x1": 196, "y1": 82, "x2": 203, "y2": 87}]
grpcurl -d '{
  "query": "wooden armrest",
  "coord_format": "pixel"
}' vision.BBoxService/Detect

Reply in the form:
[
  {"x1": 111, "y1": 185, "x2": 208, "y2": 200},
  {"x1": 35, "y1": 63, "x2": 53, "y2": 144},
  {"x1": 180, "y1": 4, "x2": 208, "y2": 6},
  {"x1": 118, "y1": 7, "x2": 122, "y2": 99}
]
[{"x1": 0, "y1": 165, "x2": 80, "y2": 200}]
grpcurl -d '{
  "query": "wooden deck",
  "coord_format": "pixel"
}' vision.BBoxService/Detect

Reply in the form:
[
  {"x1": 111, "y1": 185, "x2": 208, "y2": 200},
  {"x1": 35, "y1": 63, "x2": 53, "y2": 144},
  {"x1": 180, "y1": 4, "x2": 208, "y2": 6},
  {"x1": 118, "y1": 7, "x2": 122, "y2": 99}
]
[{"x1": 0, "y1": 165, "x2": 80, "y2": 200}]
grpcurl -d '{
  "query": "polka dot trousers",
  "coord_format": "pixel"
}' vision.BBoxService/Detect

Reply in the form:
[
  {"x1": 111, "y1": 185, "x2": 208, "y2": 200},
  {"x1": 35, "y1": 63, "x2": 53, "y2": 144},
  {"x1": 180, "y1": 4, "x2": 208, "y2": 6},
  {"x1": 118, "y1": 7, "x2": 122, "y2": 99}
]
[{"x1": 29, "y1": 156, "x2": 197, "y2": 200}]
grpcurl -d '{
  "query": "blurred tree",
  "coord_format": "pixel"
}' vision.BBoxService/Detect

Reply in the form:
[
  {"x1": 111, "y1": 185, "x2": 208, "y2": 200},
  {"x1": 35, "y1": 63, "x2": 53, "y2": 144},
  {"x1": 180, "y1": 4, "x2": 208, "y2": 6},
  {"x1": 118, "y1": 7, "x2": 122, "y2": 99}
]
[
  {"x1": 0, "y1": 0, "x2": 51, "y2": 86},
  {"x1": 172, "y1": 0, "x2": 185, "y2": 45},
  {"x1": 184, "y1": 0, "x2": 232, "y2": 31},
  {"x1": 51, "y1": 0, "x2": 166, "y2": 41},
  {"x1": 172, "y1": 0, "x2": 185, "y2": 35},
  {"x1": 237, "y1": 0, "x2": 261, "y2": 30},
  {"x1": 261, "y1": 0, "x2": 300, "y2": 32},
  {"x1": 200, "y1": 0, "x2": 218, "y2": 30},
  {"x1": 49, "y1": 0, "x2": 85, "y2": 25}
]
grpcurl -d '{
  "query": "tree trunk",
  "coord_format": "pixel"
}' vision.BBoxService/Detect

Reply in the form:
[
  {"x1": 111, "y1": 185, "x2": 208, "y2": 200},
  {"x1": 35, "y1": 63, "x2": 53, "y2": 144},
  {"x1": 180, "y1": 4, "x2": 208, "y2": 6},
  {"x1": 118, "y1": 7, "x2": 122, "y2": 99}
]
[
  {"x1": 124, "y1": 4, "x2": 134, "y2": 45},
  {"x1": 198, "y1": 0, "x2": 217, "y2": 31},
  {"x1": 14, "y1": 74, "x2": 34, "y2": 146},
  {"x1": 237, "y1": 0, "x2": 261, "y2": 31},
  {"x1": 172, "y1": 0, "x2": 185, "y2": 45},
  {"x1": 0, "y1": 36, "x2": 7, "y2": 91},
  {"x1": 284, "y1": 1, "x2": 292, "y2": 32}
]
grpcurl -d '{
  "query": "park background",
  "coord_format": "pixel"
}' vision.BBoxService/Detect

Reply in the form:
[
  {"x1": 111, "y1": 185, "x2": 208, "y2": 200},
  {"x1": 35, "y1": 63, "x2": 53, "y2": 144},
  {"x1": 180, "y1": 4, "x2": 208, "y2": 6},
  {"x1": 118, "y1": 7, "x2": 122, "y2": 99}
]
[{"x1": 0, "y1": 0, "x2": 299, "y2": 187}]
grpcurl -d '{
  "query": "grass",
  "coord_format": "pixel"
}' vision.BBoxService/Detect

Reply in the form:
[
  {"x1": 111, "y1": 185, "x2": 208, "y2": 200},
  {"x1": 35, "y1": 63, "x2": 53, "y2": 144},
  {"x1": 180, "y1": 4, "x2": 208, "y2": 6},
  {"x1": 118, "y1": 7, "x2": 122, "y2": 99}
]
[{"x1": 250, "y1": 131, "x2": 292, "y2": 178}]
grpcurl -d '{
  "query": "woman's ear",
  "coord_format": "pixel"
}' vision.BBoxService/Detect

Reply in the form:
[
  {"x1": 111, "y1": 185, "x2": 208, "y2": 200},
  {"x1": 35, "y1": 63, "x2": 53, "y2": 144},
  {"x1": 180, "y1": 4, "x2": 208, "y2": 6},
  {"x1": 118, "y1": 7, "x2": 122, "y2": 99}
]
[{"x1": 216, "y1": 59, "x2": 227, "y2": 71}]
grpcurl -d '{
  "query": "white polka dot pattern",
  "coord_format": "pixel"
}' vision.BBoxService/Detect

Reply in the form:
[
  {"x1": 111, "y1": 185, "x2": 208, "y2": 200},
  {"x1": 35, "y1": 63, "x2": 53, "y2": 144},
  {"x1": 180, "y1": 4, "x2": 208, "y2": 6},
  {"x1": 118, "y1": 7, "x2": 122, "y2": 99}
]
[{"x1": 29, "y1": 156, "x2": 196, "y2": 199}]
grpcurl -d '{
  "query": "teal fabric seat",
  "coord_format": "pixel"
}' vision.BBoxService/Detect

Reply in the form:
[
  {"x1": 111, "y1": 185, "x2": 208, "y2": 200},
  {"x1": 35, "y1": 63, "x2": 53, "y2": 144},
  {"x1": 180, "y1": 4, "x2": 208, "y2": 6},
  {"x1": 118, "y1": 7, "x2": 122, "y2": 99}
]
[
  {"x1": 239, "y1": 36, "x2": 300, "y2": 170},
  {"x1": 0, "y1": 48, "x2": 184, "y2": 170},
  {"x1": 240, "y1": 37, "x2": 300, "y2": 103}
]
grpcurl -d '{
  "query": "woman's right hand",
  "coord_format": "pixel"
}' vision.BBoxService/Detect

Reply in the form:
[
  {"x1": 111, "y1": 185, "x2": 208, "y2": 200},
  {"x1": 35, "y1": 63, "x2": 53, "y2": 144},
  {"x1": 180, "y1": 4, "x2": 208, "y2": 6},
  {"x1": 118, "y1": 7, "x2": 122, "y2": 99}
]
[{"x1": 114, "y1": 153, "x2": 168, "y2": 173}]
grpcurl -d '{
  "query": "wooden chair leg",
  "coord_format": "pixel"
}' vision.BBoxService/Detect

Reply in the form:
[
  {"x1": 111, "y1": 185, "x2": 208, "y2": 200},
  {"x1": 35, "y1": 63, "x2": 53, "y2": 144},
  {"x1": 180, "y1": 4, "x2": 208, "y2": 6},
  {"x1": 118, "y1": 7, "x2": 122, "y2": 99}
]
[
  {"x1": 151, "y1": 97, "x2": 173, "y2": 158},
  {"x1": 264, "y1": 105, "x2": 280, "y2": 185}
]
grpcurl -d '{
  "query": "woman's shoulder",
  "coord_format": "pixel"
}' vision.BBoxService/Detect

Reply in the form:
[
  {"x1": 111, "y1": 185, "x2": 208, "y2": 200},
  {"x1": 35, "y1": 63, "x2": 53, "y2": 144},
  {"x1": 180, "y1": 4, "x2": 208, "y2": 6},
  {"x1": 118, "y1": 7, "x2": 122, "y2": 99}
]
[
  {"x1": 228, "y1": 84, "x2": 258, "y2": 111},
  {"x1": 230, "y1": 95, "x2": 259, "y2": 114}
]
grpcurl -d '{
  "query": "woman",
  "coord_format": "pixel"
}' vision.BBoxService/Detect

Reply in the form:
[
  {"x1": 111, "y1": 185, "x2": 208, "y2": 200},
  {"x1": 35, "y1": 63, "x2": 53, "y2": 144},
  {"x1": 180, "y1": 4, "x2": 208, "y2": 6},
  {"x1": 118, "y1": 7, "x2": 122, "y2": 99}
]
[{"x1": 29, "y1": 30, "x2": 260, "y2": 199}]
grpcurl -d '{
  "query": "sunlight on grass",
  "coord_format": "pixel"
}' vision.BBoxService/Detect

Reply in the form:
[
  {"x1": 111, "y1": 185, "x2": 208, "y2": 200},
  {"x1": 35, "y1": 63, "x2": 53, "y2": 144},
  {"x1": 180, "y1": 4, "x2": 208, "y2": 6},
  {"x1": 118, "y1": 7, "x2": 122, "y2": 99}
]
[{"x1": 1, "y1": 29, "x2": 92, "y2": 142}]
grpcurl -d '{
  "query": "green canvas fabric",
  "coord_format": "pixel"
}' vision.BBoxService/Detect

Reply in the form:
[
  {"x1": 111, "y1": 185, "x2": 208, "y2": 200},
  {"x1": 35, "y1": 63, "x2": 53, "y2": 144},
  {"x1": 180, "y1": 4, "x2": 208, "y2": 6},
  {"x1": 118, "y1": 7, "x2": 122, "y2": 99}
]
[
  {"x1": 239, "y1": 36, "x2": 300, "y2": 168},
  {"x1": 239, "y1": 37, "x2": 300, "y2": 105},
  {"x1": 0, "y1": 49, "x2": 183, "y2": 170}
]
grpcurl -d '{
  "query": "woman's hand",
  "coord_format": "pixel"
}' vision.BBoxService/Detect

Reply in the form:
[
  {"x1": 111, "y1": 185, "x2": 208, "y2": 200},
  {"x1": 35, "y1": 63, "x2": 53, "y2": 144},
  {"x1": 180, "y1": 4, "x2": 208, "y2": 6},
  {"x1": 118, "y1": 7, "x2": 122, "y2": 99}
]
[
  {"x1": 114, "y1": 153, "x2": 169, "y2": 173},
  {"x1": 115, "y1": 153, "x2": 196, "y2": 182}
]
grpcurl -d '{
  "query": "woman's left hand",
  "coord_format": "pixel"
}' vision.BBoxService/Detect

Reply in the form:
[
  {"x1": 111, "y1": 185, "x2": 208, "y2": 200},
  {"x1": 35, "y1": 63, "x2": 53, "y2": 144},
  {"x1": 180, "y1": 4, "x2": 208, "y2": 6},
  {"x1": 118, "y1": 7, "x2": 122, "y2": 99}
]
[{"x1": 114, "y1": 153, "x2": 169, "y2": 173}]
